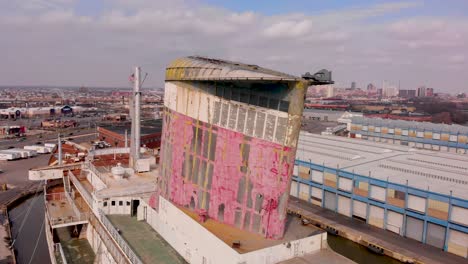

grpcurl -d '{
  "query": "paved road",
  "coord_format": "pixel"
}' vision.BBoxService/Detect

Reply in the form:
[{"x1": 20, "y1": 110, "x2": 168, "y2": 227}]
[
  {"x1": 288, "y1": 197, "x2": 467, "y2": 264},
  {"x1": 0, "y1": 133, "x2": 97, "y2": 205},
  {"x1": 0, "y1": 128, "x2": 97, "y2": 149},
  {"x1": 0, "y1": 155, "x2": 49, "y2": 206}
]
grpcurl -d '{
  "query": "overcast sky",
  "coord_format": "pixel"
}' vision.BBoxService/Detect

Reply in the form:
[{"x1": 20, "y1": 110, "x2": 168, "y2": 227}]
[{"x1": 1, "y1": 0, "x2": 467, "y2": 93}]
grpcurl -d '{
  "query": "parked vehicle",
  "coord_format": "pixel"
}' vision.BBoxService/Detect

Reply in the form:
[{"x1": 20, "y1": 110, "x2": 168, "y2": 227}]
[{"x1": 0, "y1": 151, "x2": 22, "y2": 161}]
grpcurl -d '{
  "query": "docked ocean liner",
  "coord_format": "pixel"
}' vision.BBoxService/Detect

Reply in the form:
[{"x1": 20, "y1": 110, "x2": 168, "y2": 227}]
[{"x1": 29, "y1": 56, "x2": 336, "y2": 264}]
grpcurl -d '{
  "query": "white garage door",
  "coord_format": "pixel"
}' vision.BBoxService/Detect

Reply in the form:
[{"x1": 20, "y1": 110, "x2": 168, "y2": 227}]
[
  {"x1": 290, "y1": 181, "x2": 298, "y2": 197},
  {"x1": 369, "y1": 206, "x2": 384, "y2": 228},
  {"x1": 353, "y1": 200, "x2": 367, "y2": 220},
  {"x1": 370, "y1": 185, "x2": 386, "y2": 201},
  {"x1": 338, "y1": 177, "x2": 353, "y2": 192},
  {"x1": 311, "y1": 170, "x2": 323, "y2": 183},
  {"x1": 338, "y1": 195, "x2": 351, "y2": 217},
  {"x1": 448, "y1": 229, "x2": 468, "y2": 258},
  {"x1": 387, "y1": 210, "x2": 403, "y2": 235},
  {"x1": 299, "y1": 183, "x2": 310, "y2": 201},
  {"x1": 408, "y1": 195, "x2": 426, "y2": 213},
  {"x1": 451, "y1": 206, "x2": 468, "y2": 226}
]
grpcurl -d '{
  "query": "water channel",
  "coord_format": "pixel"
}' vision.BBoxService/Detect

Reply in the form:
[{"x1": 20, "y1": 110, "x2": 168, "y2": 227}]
[{"x1": 9, "y1": 195, "x2": 51, "y2": 264}]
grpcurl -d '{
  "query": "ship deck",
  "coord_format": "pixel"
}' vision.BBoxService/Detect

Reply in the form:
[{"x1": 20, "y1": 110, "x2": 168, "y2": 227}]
[
  {"x1": 107, "y1": 215, "x2": 186, "y2": 264},
  {"x1": 179, "y1": 207, "x2": 325, "y2": 254},
  {"x1": 55, "y1": 227, "x2": 95, "y2": 264}
]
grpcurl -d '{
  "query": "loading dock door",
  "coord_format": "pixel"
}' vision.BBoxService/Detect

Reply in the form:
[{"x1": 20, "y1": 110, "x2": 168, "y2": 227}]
[
  {"x1": 337, "y1": 195, "x2": 351, "y2": 217},
  {"x1": 387, "y1": 210, "x2": 403, "y2": 235},
  {"x1": 426, "y1": 223, "x2": 445, "y2": 249},
  {"x1": 324, "y1": 191, "x2": 336, "y2": 211},
  {"x1": 352, "y1": 200, "x2": 367, "y2": 221},
  {"x1": 290, "y1": 181, "x2": 298, "y2": 197},
  {"x1": 405, "y1": 216, "x2": 424, "y2": 242}
]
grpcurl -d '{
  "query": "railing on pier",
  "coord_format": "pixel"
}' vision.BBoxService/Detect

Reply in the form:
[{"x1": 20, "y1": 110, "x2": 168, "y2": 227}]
[
  {"x1": 98, "y1": 209, "x2": 143, "y2": 264},
  {"x1": 54, "y1": 243, "x2": 68, "y2": 264},
  {"x1": 68, "y1": 170, "x2": 93, "y2": 208}
]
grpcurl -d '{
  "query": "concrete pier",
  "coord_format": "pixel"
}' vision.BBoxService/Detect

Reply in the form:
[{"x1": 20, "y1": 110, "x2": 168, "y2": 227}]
[{"x1": 287, "y1": 197, "x2": 467, "y2": 264}]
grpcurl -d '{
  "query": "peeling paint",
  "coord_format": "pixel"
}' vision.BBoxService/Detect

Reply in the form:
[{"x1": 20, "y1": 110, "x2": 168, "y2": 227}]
[
  {"x1": 155, "y1": 57, "x2": 308, "y2": 240},
  {"x1": 158, "y1": 109, "x2": 296, "y2": 239}
]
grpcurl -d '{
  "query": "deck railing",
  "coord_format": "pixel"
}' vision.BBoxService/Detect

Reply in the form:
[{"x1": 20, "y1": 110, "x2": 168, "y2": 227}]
[
  {"x1": 84, "y1": 161, "x2": 109, "y2": 186},
  {"x1": 98, "y1": 209, "x2": 143, "y2": 264},
  {"x1": 54, "y1": 243, "x2": 68, "y2": 264},
  {"x1": 68, "y1": 170, "x2": 93, "y2": 207},
  {"x1": 87, "y1": 212, "x2": 133, "y2": 264},
  {"x1": 45, "y1": 192, "x2": 88, "y2": 227}
]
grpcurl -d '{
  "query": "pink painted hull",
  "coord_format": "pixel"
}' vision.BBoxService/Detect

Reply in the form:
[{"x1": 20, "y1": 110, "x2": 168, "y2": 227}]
[{"x1": 155, "y1": 109, "x2": 296, "y2": 239}]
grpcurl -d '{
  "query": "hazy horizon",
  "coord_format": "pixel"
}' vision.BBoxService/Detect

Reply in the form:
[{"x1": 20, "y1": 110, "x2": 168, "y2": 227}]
[{"x1": 1, "y1": 0, "x2": 467, "y2": 93}]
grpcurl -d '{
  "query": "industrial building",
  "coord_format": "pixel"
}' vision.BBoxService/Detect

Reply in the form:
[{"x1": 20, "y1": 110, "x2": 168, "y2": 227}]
[
  {"x1": 97, "y1": 119, "x2": 163, "y2": 149},
  {"x1": 349, "y1": 117, "x2": 468, "y2": 154},
  {"x1": 0, "y1": 125, "x2": 26, "y2": 138},
  {"x1": 0, "y1": 105, "x2": 87, "y2": 119},
  {"x1": 291, "y1": 132, "x2": 468, "y2": 258}
]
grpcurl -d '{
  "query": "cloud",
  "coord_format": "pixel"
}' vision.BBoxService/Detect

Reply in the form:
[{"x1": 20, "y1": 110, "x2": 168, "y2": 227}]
[{"x1": 0, "y1": 0, "x2": 467, "y2": 92}]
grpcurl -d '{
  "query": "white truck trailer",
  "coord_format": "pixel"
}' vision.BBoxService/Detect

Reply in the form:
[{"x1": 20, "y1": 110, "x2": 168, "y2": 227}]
[
  {"x1": 24, "y1": 145, "x2": 50, "y2": 154},
  {"x1": 0, "y1": 151, "x2": 22, "y2": 161},
  {"x1": 9, "y1": 148, "x2": 37, "y2": 158}
]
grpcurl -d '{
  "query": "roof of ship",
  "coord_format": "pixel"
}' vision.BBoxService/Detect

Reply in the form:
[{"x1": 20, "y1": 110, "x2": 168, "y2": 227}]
[{"x1": 165, "y1": 56, "x2": 300, "y2": 82}]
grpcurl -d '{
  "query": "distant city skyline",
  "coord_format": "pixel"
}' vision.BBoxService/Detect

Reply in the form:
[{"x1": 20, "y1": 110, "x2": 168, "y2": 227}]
[{"x1": 0, "y1": 0, "x2": 467, "y2": 93}]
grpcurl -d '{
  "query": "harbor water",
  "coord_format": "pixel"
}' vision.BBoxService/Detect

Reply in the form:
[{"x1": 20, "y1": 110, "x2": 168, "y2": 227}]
[
  {"x1": 328, "y1": 234, "x2": 403, "y2": 264},
  {"x1": 9, "y1": 195, "x2": 51, "y2": 264}
]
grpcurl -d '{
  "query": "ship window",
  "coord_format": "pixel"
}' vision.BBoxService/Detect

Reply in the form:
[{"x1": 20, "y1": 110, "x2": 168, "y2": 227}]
[
  {"x1": 103, "y1": 202, "x2": 108, "y2": 207},
  {"x1": 231, "y1": 91, "x2": 240, "y2": 101},
  {"x1": 111, "y1": 201, "x2": 116, "y2": 206},
  {"x1": 119, "y1": 201, "x2": 123, "y2": 206},
  {"x1": 259, "y1": 96, "x2": 268, "y2": 108},
  {"x1": 268, "y1": 99, "x2": 279, "y2": 110},
  {"x1": 279, "y1": 100, "x2": 289, "y2": 112},
  {"x1": 126, "y1": 201, "x2": 130, "y2": 206},
  {"x1": 240, "y1": 93, "x2": 249, "y2": 104}
]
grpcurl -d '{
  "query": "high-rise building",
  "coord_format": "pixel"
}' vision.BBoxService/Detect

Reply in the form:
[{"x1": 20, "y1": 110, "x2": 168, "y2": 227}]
[
  {"x1": 157, "y1": 56, "x2": 311, "y2": 239},
  {"x1": 417, "y1": 86, "x2": 427, "y2": 97},
  {"x1": 367, "y1": 83, "x2": 376, "y2": 91},
  {"x1": 426, "y1": 87, "x2": 434, "y2": 97},
  {"x1": 351, "y1": 81, "x2": 356, "y2": 90},
  {"x1": 325, "y1": 85, "x2": 335, "y2": 97},
  {"x1": 398, "y1": 89, "x2": 416, "y2": 99}
]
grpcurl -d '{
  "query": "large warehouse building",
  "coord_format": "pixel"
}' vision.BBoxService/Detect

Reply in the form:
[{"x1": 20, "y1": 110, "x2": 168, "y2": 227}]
[
  {"x1": 97, "y1": 119, "x2": 162, "y2": 149},
  {"x1": 291, "y1": 132, "x2": 468, "y2": 258},
  {"x1": 349, "y1": 117, "x2": 468, "y2": 154}
]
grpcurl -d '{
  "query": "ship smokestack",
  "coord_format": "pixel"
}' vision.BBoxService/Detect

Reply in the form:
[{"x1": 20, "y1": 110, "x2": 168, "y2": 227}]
[
  {"x1": 58, "y1": 134, "x2": 62, "y2": 166},
  {"x1": 130, "y1": 66, "x2": 141, "y2": 169}
]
